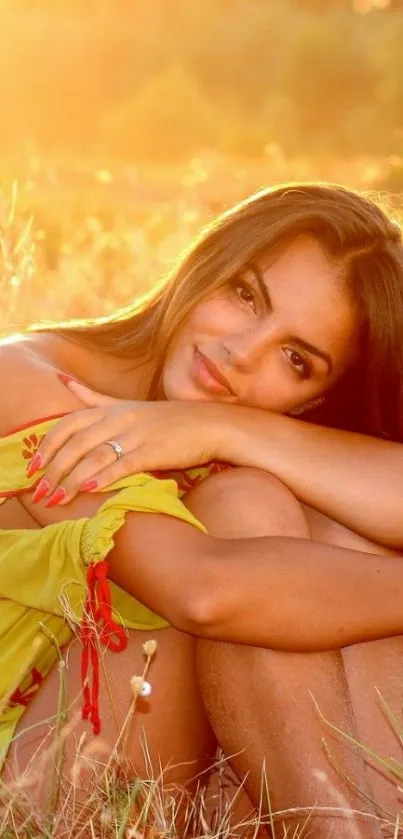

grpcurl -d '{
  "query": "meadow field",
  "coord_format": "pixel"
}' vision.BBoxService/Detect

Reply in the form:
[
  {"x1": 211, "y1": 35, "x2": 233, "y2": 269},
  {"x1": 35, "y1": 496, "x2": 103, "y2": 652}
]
[{"x1": 2, "y1": 149, "x2": 403, "y2": 338}]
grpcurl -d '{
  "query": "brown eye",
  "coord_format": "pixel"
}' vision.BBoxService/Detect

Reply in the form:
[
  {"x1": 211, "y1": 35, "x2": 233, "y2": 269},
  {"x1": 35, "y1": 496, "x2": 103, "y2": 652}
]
[
  {"x1": 284, "y1": 348, "x2": 312, "y2": 380},
  {"x1": 234, "y1": 280, "x2": 257, "y2": 312}
]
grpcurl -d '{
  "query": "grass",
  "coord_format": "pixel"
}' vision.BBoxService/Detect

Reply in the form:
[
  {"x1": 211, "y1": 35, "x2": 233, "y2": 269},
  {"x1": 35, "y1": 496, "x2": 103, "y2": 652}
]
[
  {"x1": 0, "y1": 637, "x2": 271, "y2": 839},
  {"x1": 2, "y1": 697, "x2": 401, "y2": 839},
  {"x1": 2, "y1": 631, "x2": 403, "y2": 838}
]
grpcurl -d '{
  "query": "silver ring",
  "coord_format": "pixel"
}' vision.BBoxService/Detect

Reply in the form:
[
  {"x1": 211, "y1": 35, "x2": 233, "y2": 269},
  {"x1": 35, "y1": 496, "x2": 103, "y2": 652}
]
[{"x1": 105, "y1": 439, "x2": 124, "y2": 460}]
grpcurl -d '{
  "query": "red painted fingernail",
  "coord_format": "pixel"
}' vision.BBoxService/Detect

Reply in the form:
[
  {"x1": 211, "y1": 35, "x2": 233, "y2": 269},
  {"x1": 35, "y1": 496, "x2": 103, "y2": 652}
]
[
  {"x1": 80, "y1": 479, "x2": 99, "y2": 492},
  {"x1": 32, "y1": 478, "x2": 51, "y2": 504},
  {"x1": 57, "y1": 373, "x2": 76, "y2": 386},
  {"x1": 27, "y1": 452, "x2": 43, "y2": 478},
  {"x1": 45, "y1": 487, "x2": 67, "y2": 508}
]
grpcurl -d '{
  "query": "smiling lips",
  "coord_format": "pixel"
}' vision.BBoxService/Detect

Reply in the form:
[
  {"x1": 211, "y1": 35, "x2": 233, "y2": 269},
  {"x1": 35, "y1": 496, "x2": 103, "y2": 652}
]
[{"x1": 193, "y1": 348, "x2": 235, "y2": 396}]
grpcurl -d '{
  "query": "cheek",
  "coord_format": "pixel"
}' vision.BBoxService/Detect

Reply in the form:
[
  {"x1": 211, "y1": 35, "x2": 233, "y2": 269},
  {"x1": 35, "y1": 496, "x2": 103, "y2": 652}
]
[
  {"x1": 186, "y1": 297, "x2": 241, "y2": 334},
  {"x1": 166, "y1": 297, "x2": 242, "y2": 359},
  {"x1": 241, "y1": 359, "x2": 296, "y2": 413},
  {"x1": 244, "y1": 354, "x2": 323, "y2": 414}
]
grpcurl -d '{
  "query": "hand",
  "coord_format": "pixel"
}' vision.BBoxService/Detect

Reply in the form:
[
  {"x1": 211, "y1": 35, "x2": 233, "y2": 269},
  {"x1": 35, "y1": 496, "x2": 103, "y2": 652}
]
[{"x1": 31, "y1": 380, "x2": 227, "y2": 505}]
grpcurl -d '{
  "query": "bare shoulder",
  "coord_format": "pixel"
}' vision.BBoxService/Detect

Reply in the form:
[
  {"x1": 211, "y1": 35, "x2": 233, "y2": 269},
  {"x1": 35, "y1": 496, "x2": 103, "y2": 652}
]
[{"x1": 0, "y1": 336, "x2": 81, "y2": 435}]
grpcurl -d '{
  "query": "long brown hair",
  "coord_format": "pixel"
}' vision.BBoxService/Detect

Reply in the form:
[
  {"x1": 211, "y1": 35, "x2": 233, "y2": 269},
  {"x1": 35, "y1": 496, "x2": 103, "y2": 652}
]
[{"x1": 35, "y1": 183, "x2": 403, "y2": 441}]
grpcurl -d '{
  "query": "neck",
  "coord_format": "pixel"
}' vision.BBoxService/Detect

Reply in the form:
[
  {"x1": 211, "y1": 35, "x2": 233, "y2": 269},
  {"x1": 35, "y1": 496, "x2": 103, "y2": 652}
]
[{"x1": 32, "y1": 333, "x2": 155, "y2": 400}]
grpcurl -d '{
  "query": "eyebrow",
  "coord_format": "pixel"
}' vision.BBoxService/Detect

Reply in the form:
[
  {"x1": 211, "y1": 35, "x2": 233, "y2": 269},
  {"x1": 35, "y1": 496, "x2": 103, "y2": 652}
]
[
  {"x1": 247, "y1": 262, "x2": 333, "y2": 375},
  {"x1": 288, "y1": 335, "x2": 333, "y2": 375}
]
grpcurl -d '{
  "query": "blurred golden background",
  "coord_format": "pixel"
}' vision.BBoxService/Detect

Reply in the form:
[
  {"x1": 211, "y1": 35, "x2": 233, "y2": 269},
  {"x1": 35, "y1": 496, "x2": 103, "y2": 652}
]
[{"x1": 1, "y1": 0, "x2": 403, "y2": 333}]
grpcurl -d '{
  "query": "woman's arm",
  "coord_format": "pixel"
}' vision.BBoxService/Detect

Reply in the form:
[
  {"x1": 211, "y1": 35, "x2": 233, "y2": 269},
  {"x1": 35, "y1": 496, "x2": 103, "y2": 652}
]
[
  {"x1": 39, "y1": 380, "x2": 403, "y2": 548},
  {"x1": 220, "y1": 406, "x2": 403, "y2": 549},
  {"x1": 108, "y1": 512, "x2": 403, "y2": 652}
]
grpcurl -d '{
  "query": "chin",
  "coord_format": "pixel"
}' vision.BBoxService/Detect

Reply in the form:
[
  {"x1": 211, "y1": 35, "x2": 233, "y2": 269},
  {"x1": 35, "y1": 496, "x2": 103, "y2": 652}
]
[
  {"x1": 167, "y1": 388, "x2": 209, "y2": 402},
  {"x1": 162, "y1": 376, "x2": 199, "y2": 402},
  {"x1": 163, "y1": 379, "x2": 217, "y2": 402}
]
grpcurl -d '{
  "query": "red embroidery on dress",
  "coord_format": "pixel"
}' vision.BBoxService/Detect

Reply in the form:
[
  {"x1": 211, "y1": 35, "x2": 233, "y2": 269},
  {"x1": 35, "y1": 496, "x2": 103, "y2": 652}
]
[
  {"x1": 21, "y1": 433, "x2": 44, "y2": 462},
  {"x1": 10, "y1": 667, "x2": 43, "y2": 707},
  {"x1": 176, "y1": 473, "x2": 204, "y2": 492},
  {"x1": 81, "y1": 561, "x2": 128, "y2": 736},
  {"x1": 205, "y1": 461, "x2": 231, "y2": 475},
  {"x1": 151, "y1": 470, "x2": 203, "y2": 493},
  {"x1": 151, "y1": 461, "x2": 231, "y2": 493}
]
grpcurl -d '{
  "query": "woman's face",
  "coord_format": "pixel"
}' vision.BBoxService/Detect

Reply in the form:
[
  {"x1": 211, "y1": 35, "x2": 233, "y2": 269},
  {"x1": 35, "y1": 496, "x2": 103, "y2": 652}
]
[{"x1": 161, "y1": 235, "x2": 358, "y2": 414}]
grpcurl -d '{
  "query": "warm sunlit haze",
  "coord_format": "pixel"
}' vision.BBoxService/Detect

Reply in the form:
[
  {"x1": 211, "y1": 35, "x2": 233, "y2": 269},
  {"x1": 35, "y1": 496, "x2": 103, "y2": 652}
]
[{"x1": 0, "y1": 0, "x2": 402, "y2": 334}]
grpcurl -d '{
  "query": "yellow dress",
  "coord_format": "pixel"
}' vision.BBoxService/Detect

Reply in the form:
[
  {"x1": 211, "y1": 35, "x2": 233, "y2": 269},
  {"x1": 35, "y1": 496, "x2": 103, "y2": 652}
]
[{"x1": 0, "y1": 413, "x2": 228, "y2": 768}]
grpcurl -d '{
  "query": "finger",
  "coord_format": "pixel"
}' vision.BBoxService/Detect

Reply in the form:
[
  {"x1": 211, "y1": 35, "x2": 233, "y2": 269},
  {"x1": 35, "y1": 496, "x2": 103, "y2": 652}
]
[
  {"x1": 80, "y1": 448, "x2": 153, "y2": 494},
  {"x1": 44, "y1": 437, "x2": 141, "y2": 504},
  {"x1": 63, "y1": 379, "x2": 120, "y2": 407},
  {"x1": 37, "y1": 408, "x2": 106, "y2": 469},
  {"x1": 39, "y1": 415, "x2": 134, "y2": 491}
]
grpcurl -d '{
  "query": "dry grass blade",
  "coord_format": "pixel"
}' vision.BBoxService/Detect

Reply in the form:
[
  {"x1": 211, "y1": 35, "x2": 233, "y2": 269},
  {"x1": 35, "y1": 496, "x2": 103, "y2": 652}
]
[
  {"x1": 3, "y1": 675, "x2": 403, "y2": 837},
  {"x1": 0, "y1": 184, "x2": 36, "y2": 328}
]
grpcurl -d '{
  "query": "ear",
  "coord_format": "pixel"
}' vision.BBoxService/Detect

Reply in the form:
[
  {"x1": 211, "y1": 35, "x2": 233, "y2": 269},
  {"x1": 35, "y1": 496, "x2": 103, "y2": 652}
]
[{"x1": 288, "y1": 396, "x2": 325, "y2": 417}]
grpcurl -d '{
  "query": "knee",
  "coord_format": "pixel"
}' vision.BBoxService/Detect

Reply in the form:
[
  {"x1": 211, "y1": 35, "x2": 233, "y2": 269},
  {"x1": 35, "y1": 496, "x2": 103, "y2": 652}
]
[
  {"x1": 189, "y1": 467, "x2": 293, "y2": 506},
  {"x1": 185, "y1": 467, "x2": 310, "y2": 538}
]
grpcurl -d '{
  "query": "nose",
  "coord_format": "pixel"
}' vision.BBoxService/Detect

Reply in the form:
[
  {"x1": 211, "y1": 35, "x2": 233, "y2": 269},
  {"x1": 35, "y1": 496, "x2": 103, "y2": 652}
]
[{"x1": 224, "y1": 322, "x2": 276, "y2": 370}]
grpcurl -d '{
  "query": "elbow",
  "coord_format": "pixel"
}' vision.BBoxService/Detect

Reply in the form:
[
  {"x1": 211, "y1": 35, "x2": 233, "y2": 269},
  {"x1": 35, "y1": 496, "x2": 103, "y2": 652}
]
[
  {"x1": 172, "y1": 553, "x2": 222, "y2": 638},
  {"x1": 183, "y1": 591, "x2": 219, "y2": 637}
]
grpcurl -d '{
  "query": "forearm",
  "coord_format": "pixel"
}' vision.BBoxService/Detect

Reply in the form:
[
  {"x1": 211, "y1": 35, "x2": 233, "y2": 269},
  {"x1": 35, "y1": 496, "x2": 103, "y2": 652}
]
[
  {"x1": 108, "y1": 512, "x2": 403, "y2": 651},
  {"x1": 217, "y1": 405, "x2": 403, "y2": 547},
  {"x1": 205, "y1": 535, "x2": 403, "y2": 650}
]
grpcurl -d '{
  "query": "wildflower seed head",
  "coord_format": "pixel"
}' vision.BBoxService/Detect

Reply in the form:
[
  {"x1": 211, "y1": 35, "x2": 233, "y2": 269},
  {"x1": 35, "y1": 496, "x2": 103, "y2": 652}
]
[
  {"x1": 100, "y1": 807, "x2": 113, "y2": 826},
  {"x1": 142, "y1": 639, "x2": 157, "y2": 658},
  {"x1": 130, "y1": 675, "x2": 144, "y2": 697}
]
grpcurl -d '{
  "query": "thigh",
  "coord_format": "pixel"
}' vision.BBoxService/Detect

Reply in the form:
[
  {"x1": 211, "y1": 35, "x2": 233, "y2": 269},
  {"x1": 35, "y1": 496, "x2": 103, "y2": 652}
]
[
  {"x1": 6, "y1": 625, "x2": 215, "y2": 793},
  {"x1": 304, "y1": 505, "x2": 403, "y2": 814}
]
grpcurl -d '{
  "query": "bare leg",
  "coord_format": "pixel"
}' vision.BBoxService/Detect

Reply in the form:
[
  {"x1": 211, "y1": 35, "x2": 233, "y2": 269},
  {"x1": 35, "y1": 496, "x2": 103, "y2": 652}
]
[
  {"x1": 303, "y1": 506, "x2": 403, "y2": 819},
  {"x1": 6, "y1": 625, "x2": 215, "y2": 813},
  {"x1": 185, "y1": 468, "x2": 387, "y2": 838}
]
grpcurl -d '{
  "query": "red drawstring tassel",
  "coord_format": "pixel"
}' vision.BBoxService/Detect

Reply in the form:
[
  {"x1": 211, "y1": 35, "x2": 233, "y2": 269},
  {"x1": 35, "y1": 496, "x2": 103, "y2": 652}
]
[
  {"x1": 10, "y1": 667, "x2": 44, "y2": 708},
  {"x1": 80, "y1": 560, "x2": 128, "y2": 735}
]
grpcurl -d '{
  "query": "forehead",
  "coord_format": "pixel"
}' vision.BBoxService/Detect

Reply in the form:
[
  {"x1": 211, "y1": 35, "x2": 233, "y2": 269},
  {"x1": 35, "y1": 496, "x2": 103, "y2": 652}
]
[
  {"x1": 257, "y1": 234, "x2": 341, "y2": 293},
  {"x1": 255, "y1": 234, "x2": 357, "y2": 371}
]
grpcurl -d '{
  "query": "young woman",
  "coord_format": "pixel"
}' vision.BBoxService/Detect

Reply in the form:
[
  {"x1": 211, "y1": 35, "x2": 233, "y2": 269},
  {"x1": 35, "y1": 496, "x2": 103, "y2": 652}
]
[{"x1": 1, "y1": 183, "x2": 403, "y2": 838}]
